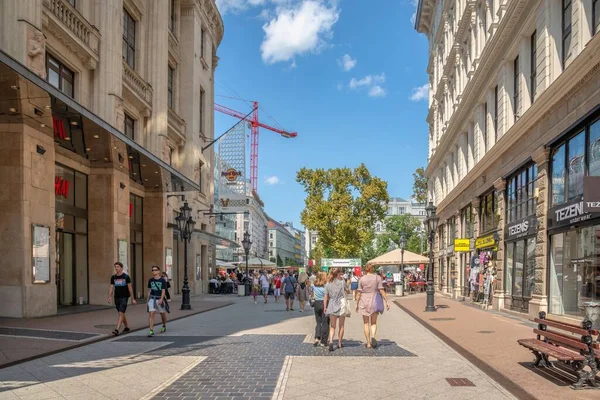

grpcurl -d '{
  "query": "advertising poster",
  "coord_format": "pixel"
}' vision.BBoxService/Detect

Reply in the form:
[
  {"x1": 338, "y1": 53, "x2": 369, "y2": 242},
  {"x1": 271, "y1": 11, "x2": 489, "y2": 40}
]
[{"x1": 32, "y1": 224, "x2": 50, "y2": 283}]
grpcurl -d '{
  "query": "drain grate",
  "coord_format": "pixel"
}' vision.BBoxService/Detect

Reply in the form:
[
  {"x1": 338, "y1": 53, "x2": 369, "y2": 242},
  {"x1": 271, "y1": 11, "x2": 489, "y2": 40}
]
[
  {"x1": 477, "y1": 330, "x2": 495, "y2": 334},
  {"x1": 430, "y1": 317, "x2": 456, "y2": 321},
  {"x1": 446, "y1": 378, "x2": 475, "y2": 387}
]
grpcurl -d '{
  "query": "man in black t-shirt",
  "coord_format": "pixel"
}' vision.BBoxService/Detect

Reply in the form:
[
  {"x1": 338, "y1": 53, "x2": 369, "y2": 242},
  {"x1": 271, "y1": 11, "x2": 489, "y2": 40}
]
[
  {"x1": 108, "y1": 262, "x2": 136, "y2": 336},
  {"x1": 147, "y1": 265, "x2": 169, "y2": 337}
]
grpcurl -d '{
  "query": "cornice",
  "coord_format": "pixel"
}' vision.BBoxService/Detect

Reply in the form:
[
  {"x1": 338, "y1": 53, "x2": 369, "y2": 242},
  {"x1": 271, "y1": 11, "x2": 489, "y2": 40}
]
[
  {"x1": 432, "y1": 34, "x2": 600, "y2": 214},
  {"x1": 426, "y1": 0, "x2": 532, "y2": 176},
  {"x1": 199, "y1": 0, "x2": 224, "y2": 47}
]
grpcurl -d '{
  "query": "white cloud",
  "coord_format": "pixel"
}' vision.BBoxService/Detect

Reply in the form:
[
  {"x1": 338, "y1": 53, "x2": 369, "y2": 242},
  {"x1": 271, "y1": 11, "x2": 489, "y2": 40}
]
[
  {"x1": 265, "y1": 176, "x2": 280, "y2": 185},
  {"x1": 337, "y1": 54, "x2": 357, "y2": 71},
  {"x1": 349, "y1": 73, "x2": 385, "y2": 89},
  {"x1": 369, "y1": 85, "x2": 386, "y2": 97},
  {"x1": 409, "y1": 84, "x2": 429, "y2": 101},
  {"x1": 260, "y1": 1, "x2": 340, "y2": 64}
]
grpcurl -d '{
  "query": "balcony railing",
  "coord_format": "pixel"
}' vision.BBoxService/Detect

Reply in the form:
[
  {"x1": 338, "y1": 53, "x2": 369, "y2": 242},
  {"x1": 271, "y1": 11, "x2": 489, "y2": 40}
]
[
  {"x1": 122, "y1": 60, "x2": 153, "y2": 109},
  {"x1": 167, "y1": 108, "x2": 186, "y2": 144},
  {"x1": 42, "y1": 0, "x2": 100, "y2": 67}
]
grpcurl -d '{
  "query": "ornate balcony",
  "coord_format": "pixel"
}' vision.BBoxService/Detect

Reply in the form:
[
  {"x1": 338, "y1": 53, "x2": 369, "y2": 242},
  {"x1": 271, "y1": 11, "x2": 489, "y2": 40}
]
[
  {"x1": 122, "y1": 60, "x2": 153, "y2": 116},
  {"x1": 167, "y1": 108, "x2": 186, "y2": 145},
  {"x1": 42, "y1": 0, "x2": 100, "y2": 69}
]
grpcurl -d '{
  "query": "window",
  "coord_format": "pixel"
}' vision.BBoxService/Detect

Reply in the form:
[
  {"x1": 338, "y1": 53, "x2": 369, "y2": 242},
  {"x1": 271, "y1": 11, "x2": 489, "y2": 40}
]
[
  {"x1": 507, "y1": 164, "x2": 538, "y2": 222},
  {"x1": 460, "y1": 205, "x2": 473, "y2": 238},
  {"x1": 200, "y1": 28, "x2": 205, "y2": 59},
  {"x1": 168, "y1": 66, "x2": 174, "y2": 109},
  {"x1": 399, "y1": 207, "x2": 406, "y2": 215},
  {"x1": 199, "y1": 87, "x2": 205, "y2": 133},
  {"x1": 530, "y1": 30, "x2": 537, "y2": 103},
  {"x1": 243, "y1": 221, "x2": 249, "y2": 231},
  {"x1": 124, "y1": 114, "x2": 135, "y2": 140},
  {"x1": 481, "y1": 4, "x2": 487, "y2": 38},
  {"x1": 562, "y1": 0, "x2": 572, "y2": 68},
  {"x1": 513, "y1": 56, "x2": 520, "y2": 119},
  {"x1": 66, "y1": 0, "x2": 75, "y2": 6},
  {"x1": 448, "y1": 217, "x2": 456, "y2": 243},
  {"x1": 122, "y1": 9, "x2": 136, "y2": 68},
  {"x1": 494, "y1": 85, "x2": 498, "y2": 140},
  {"x1": 552, "y1": 145, "x2": 566, "y2": 205},
  {"x1": 169, "y1": 148, "x2": 174, "y2": 166},
  {"x1": 198, "y1": 161, "x2": 204, "y2": 193},
  {"x1": 483, "y1": 103, "x2": 488, "y2": 152},
  {"x1": 46, "y1": 54, "x2": 74, "y2": 98},
  {"x1": 480, "y1": 191, "x2": 497, "y2": 233},
  {"x1": 594, "y1": 0, "x2": 600, "y2": 36},
  {"x1": 269, "y1": 233, "x2": 273, "y2": 239},
  {"x1": 169, "y1": 0, "x2": 176, "y2": 33}
]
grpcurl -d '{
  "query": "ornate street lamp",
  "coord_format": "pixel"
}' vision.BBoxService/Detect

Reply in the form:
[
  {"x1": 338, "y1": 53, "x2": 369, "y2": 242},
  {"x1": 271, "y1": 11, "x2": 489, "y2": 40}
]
[
  {"x1": 176, "y1": 202, "x2": 195, "y2": 310},
  {"x1": 425, "y1": 201, "x2": 437, "y2": 312},
  {"x1": 241, "y1": 231, "x2": 252, "y2": 293},
  {"x1": 399, "y1": 232, "x2": 406, "y2": 276}
]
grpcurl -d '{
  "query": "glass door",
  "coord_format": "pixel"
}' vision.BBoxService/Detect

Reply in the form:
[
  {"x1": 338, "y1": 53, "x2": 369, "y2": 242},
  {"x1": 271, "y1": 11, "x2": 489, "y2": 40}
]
[{"x1": 57, "y1": 232, "x2": 75, "y2": 306}]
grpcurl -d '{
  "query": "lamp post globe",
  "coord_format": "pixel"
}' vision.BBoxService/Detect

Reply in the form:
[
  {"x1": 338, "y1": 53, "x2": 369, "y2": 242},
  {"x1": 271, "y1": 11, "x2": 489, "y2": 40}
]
[{"x1": 425, "y1": 201, "x2": 437, "y2": 312}]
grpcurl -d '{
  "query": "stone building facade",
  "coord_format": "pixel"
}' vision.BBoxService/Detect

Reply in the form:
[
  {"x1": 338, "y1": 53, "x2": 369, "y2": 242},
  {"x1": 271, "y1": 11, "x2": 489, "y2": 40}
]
[
  {"x1": 0, "y1": 0, "x2": 225, "y2": 317},
  {"x1": 416, "y1": 0, "x2": 600, "y2": 323}
]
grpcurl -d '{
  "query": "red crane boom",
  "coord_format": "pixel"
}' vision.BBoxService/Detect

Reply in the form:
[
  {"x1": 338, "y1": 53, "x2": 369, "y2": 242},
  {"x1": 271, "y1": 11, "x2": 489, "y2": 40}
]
[{"x1": 214, "y1": 101, "x2": 297, "y2": 192}]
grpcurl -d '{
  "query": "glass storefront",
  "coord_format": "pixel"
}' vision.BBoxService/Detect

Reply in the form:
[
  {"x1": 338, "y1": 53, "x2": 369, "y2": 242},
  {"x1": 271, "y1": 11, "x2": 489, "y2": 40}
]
[
  {"x1": 549, "y1": 226, "x2": 600, "y2": 318},
  {"x1": 505, "y1": 237, "x2": 536, "y2": 312},
  {"x1": 129, "y1": 194, "x2": 143, "y2": 298}
]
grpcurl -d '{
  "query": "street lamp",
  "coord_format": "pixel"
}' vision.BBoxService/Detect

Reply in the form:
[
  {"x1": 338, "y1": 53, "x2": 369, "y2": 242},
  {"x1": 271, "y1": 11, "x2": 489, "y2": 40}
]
[
  {"x1": 241, "y1": 231, "x2": 252, "y2": 295},
  {"x1": 399, "y1": 232, "x2": 407, "y2": 273},
  {"x1": 175, "y1": 202, "x2": 195, "y2": 310},
  {"x1": 425, "y1": 201, "x2": 438, "y2": 312}
]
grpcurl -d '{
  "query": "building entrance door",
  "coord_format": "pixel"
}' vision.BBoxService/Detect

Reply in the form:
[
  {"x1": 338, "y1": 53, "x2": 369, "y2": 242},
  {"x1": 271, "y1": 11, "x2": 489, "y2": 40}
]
[{"x1": 56, "y1": 231, "x2": 75, "y2": 306}]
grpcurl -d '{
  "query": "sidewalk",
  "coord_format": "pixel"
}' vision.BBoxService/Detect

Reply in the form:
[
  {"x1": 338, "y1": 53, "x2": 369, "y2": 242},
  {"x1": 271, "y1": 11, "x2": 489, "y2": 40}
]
[
  {"x1": 0, "y1": 295, "x2": 233, "y2": 368},
  {"x1": 396, "y1": 293, "x2": 599, "y2": 400}
]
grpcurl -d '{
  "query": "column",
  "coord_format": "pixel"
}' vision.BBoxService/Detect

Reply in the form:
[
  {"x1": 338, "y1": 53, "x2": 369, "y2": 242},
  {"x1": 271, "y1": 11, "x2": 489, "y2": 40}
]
[
  {"x1": 493, "y1": 178, "x2": 506, "y2": 311},
  {"x1": 529, "y1": 146, "x2": 551, "y2": 319},
  {"x1": 453, "y1": 210, "x2": 462, "y2": 299}
]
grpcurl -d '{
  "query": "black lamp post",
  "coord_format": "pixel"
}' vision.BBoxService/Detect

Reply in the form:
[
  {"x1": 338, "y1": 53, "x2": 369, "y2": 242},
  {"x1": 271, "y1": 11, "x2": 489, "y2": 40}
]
[
  {"x1": 241, "y1": 231, "x2": 252, "y2": 295},
  {"x1": 175, "y1": 202, "x2": 195, "y2": 310},
  {"x1": 399, "y1": 232, "x2": 406, "y2": 275},
  {"x1": 425, "y1": 201, "x2": 437, "y2": 312}
]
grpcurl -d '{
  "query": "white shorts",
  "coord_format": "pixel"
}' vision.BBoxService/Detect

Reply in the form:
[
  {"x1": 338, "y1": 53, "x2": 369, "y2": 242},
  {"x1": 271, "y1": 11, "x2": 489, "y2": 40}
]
[
  {"x1": 147, "y1": 298, "x2": 166, "y2": 313},
  {"x1": 274, "y1": 288, "x2": 281, "y2": 296}
]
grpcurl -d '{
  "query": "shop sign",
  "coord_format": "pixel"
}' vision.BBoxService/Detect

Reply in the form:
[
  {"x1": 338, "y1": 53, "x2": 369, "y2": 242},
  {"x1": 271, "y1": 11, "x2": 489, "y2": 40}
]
[
  {"x1": 54, "y1": 177, "x2": 70, "y2": 198},
  {"x1": 475, "y1": 234, "x2": 496, "y2": 249},
  {"x1": 322, "y1": 258, "x2": 361, "y2": 267},
  {"x1": 583, "y1": 176, "x2": 600, "y2": 212},
  {"x1": 221, "y1": 168, "x2": 241, "y2": 183},
  {"x1": 505, "y1": 216, "x2": 537, "y2": 240},
  {"x1": 52, "y1": 116, "x2": 67, "y2": 140},
  {"x1": 454, "y1": 239, "x2": 470, "y2": 252},
  {"x1": 548, "y1": 197, "x2": 600, "y2": 229}
]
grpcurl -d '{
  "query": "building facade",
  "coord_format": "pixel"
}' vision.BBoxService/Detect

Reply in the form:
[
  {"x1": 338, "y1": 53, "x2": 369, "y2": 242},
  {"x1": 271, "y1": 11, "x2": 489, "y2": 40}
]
[
  {"x1": 416, "y1": 0, "x2": 600, "y2": 323},
  {"x1": 375, "y1": 197, "x2": 427, "y2": 234},
  {"x1": 235, "y1": 190, "x2": 269, "y2": 261},
  {"x1": 268, "y1": 219, "x2": 296, "y2": 265},
  {"x1": 304, "y1": 228, "x2": 319, "y2": 261},
  {"x1": 283, "y1": 222, "x2": 305, "y2": 265},
  {"x1": 0, "y1": 0, "x2": 225, "y2": 317}
]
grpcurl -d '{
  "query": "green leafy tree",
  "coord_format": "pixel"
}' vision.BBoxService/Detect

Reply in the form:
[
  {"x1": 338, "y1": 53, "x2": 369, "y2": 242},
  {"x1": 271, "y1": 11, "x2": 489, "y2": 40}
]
[
  {"x1": 380, "y1": 214, "x2": 424, "y2": 254},
  {"x1": 269, "y1": 257, "x2": 276, "y2": 263},
  {"x1": 297, "y1": 164, "x2": 389, "y2": 258},
  {"x1": 360, "y1": 235, "x2": 392, "y2": 265},
  {"x1": 412, "y1": 167, "x2": 428, "y2": 204}
]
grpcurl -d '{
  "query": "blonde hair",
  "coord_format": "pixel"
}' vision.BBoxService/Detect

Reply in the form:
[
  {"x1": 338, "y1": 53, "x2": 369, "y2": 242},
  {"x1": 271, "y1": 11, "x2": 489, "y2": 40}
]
[
  {"x1": 365, "y1": 264, "x2": 375, "y2": 273},
  {"x1": 315, "y1": 271, "x2": 327, "y2": 287},
  {"x1": 327, "y1": 268, "x2": 341, "y2": 283}
]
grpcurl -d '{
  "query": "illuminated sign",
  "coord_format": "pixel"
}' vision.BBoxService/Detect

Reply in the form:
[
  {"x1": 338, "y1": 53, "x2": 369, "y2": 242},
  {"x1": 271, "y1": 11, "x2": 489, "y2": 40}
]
[
  {"x1": 221, "y1": 168, "x2": 241, "y2": 182},
  {"x1": 454, "y1": 239, "x2": 470, "y2": 252},
  {"x1": 55, "y1": 177, "x2": 70, "y2": 198}
]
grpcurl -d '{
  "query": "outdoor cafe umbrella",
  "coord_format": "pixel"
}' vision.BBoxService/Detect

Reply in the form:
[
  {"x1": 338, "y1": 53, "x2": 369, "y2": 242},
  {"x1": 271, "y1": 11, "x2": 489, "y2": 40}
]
[
  {"x1": 245, "y1": 257, "x2": 276, "y2": 268},
  {"x1": 366, "y1": 248, "x2": 428, "y2": 267}
]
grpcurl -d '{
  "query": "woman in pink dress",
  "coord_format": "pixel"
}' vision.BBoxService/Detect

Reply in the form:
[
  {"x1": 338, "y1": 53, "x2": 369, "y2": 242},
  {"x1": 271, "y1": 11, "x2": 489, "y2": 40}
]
[{"x1": 355, "y1": 264, "x2": 390, "y2": 348}]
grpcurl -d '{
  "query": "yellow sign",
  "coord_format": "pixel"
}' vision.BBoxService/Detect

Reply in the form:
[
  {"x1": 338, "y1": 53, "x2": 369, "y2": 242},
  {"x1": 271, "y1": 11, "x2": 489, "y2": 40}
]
[
  {"x1": 454, "y1": 239, "x2": 470, "y2": 252},
  {"x1": 475, "y1": 234, "x2": 496, "y2": 249}
]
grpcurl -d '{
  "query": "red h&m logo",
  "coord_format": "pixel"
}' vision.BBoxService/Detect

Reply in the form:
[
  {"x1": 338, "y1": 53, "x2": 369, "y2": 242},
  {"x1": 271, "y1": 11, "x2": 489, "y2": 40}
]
[
  {"x1": 52, "y1": 116, "x2": 66, "y2": 140},
  {"x1": 55, "y1": 177, "x2": 70, "y2": 198}
]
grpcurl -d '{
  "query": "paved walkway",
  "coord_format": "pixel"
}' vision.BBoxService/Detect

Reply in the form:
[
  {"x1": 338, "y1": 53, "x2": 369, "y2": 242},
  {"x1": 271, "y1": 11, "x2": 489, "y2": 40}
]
[
  {"x1": 0, "y1": 295, "x2": 233, "y2": 367},
  {"x1": 397, "y1": 293, "x2": 599, "y2": 400},
  {"x1": 0, "y1": 294, "x2": 514, "y2": 400}
]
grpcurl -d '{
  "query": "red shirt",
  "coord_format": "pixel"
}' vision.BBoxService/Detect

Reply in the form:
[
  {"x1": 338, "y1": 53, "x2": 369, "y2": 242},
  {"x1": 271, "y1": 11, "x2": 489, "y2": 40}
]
[{"x1": 274, "y1": 277, "x2": 282, "y2": 289}]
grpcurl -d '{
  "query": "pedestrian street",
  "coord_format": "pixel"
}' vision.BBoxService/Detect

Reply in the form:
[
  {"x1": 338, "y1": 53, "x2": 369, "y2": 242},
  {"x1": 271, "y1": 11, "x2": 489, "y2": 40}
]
[{"x1": 0, "y1": 296, "x2": 514, "y2": 400}]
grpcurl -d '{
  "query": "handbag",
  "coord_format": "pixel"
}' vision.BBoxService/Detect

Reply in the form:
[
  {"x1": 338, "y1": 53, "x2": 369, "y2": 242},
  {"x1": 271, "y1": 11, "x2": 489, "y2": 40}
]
[
  {"x1": 339, "y1": 284, "x2": 351, "y2": 318},
  {"x1": 374, "y1": 276, "x2": 385, "y2": 314}
]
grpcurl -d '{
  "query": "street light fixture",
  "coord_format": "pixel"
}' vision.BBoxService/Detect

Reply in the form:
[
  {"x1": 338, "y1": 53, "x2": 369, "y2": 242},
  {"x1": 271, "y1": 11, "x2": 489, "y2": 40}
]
[
  {"x1": 399, "y1": 232, "x2": 406, "y2": 274},
  {"x1": 241, "y1": 231, "x2": 252, "y2": 295},
  {"x1": 425, "y1": 201, "x2": 438, "y2": 312},
  {"x1": 175, "y1": 202, "x2": 195, "y2": 310}
]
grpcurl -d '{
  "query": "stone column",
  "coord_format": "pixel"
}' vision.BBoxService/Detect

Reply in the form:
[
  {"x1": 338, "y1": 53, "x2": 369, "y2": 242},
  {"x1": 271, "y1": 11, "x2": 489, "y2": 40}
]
[
  {"x1": 143, "y1": 191, "x2": 166, "y2": 289},
  {"x1": 471, "y1": 197, "x2": 481, "y2": 302},
  {"x1": 529, "y1": 146, "x2": 551, "y2": 319},
  {"x1": 453, "y1": 210, "x2": 462, "y2": 299},
  {"x1": 493, "y1": 178, "x2": 506, "y2": 311}
]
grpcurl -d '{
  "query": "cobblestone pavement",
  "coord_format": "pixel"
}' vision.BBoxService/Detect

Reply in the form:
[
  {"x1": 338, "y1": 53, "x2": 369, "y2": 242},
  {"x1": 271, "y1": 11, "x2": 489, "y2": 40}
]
[{"x1": 0, "y1": 295, "x2": 516, "y2": 400}]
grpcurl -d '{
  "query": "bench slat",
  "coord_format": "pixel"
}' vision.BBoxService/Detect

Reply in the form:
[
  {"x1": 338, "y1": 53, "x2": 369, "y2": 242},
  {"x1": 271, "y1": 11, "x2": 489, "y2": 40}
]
[
  {"x1": 533, "y1": 329, "x2": 588, "y2": 351},
  {"x1": 518, "y1": 339, "x2": 586, "y2": 361},
  {"x1": 534, "y1": 318, "x2": 588, "y2": 336}
]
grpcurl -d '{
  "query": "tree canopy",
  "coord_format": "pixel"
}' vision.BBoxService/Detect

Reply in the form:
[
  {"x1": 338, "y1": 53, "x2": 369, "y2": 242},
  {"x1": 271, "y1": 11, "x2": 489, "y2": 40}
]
[
  {"x1": 360, "y1": 214, "x2": 426, "y2": 264},
  {"x1": 297, "y1": 164, "x2": 389, "y2": 258},
  {"x1": 412, "y1": 166, "x2": 428, "y2": 204}
]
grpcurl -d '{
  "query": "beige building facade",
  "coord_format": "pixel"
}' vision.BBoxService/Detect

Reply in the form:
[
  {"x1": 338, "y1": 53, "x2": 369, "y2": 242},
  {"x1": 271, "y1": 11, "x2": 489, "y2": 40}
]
[
  {"x1": 0, "y1": 0, "x2": 227, "y2": 318},
  {"x1": 416, "y1": 0, "x2": 600, "y2": 324}
]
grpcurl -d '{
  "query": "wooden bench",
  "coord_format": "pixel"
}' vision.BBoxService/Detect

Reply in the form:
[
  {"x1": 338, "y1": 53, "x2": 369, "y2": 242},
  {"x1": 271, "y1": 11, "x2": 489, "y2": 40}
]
[{"x1": 518, "y1": 311, "x2": 598, "y2": 389}]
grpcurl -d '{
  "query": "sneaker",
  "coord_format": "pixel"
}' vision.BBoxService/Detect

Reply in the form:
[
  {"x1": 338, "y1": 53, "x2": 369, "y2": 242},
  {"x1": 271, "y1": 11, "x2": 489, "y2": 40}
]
[
  {"x1": 299, "y1": 309, "x2": 303, "y2": 313},
  {"x1": 160, "y1": 326, "x2": 166, "y2": 333},
  {"x1": 148, "y1": 330, "x2": 154, "y2": 337},
  {"x1": 122, "y1": 327, "x2": 130, "y2": 333},
  {"x1": 286, "y1": 308, "x2": 289, "y2": 311}
]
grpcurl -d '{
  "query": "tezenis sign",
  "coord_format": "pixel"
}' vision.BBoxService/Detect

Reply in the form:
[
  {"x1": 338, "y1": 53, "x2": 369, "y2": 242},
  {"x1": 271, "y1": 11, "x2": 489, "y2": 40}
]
[
  {"x1": 55, "y1": 177, "x2": 70, "y2": 198},
  {"x1": 548, "y1": 197, "x2": 600, "y2": 229}
]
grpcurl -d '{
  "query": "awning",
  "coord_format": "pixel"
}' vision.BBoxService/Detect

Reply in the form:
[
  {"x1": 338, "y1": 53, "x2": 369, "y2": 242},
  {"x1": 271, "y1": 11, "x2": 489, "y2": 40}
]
[
  {"x1": 0, "y1": 49, "x2": 199, "y2": 192},
  {"x1": 366, "y1": 249, "x2": 429, "y2": 266}
]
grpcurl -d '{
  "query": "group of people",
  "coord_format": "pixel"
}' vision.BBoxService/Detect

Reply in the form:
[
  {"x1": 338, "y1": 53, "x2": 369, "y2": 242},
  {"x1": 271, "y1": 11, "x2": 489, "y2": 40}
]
[{"x1": 108, "y1": 262, "x2": 171, "y2": 338}]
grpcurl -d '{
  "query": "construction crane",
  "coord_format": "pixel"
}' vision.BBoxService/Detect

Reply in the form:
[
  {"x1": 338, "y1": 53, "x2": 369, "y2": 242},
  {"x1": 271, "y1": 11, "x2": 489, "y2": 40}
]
[{"x1": 214, "y1": 101, "x2": 297, "y2": 192}]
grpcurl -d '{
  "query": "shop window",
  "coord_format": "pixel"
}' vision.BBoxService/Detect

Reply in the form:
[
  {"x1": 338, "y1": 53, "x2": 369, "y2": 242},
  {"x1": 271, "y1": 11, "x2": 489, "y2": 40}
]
[
  {"x1": 550, "y1": 226, "x2": 600, "y2": 317},
  {"x1": 507, "y1": 164, "x2": 537, "y2": 222},
  {"x1": 588, "y1": 118, "x2": 600, "y2": 175},
  {"x1": 124, "y1": 114, "x2": 135, "y2": 140},
  {"x1": 568, "y1": 131, "x2": 585, "y2": 199},
  {"x1": 552, "y1": 145, "x2": 566, "y2": 205},
  {"x1": 479, "y1": 191, "x2": 497, "y2": 233},
  {"x1": 46, "y1": 54, "x2": 74, "y2": 98},
  {"x1": 123, "y1": 9, "x2": 136, "y2": 69}
]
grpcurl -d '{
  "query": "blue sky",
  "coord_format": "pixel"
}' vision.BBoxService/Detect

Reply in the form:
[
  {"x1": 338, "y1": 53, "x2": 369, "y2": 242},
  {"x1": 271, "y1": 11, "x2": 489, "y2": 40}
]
[{"x1": 214, "y1": 0, "x2": 429, "y2": 229}]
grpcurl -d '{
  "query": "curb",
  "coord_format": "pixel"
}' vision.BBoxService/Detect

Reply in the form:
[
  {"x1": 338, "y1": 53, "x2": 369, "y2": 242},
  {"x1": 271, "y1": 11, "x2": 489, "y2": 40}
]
[
  {"x1": 0, "y1": 302, "x2": 233, "y2": 370},
  {"x1": 394, "y1": 300, "x2": 536, "y2": 400}
]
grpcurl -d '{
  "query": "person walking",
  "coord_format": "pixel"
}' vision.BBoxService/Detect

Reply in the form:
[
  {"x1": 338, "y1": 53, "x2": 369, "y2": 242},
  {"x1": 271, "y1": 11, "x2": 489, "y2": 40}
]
[
  {"x1": 297, "y1": 271, "x2": 309, "y2": 312},
  {"x1": 260, "y1": 271, "x2": 270, "y2": 303},
  {"x1": 147, "y1": 266, "x2": 169, "y2": 337},
  {"x1": 273, "y1": 272, "x2": 282, "y2": 303},
  {"x1": 311, "y1": 271, "x2": 329, "y2": 347},
  {"x1": 108, "y1": 262, "x2": 136, "y2": 336},
  {"x1": 355, "y1": 264, "x2": 390, "y2": 348},
  {"x1": 323, "y1": 268, "x2": 350, "y2": 352},
  {"x1": 251, "y1": 272, "x2": 261, "y2": 304},
  {"x1": 161, "y1": 272, "x2": 171, "y2": 301},
  {"x1": 282, "y1": 271, "x2": 297, "y2": 311}
]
